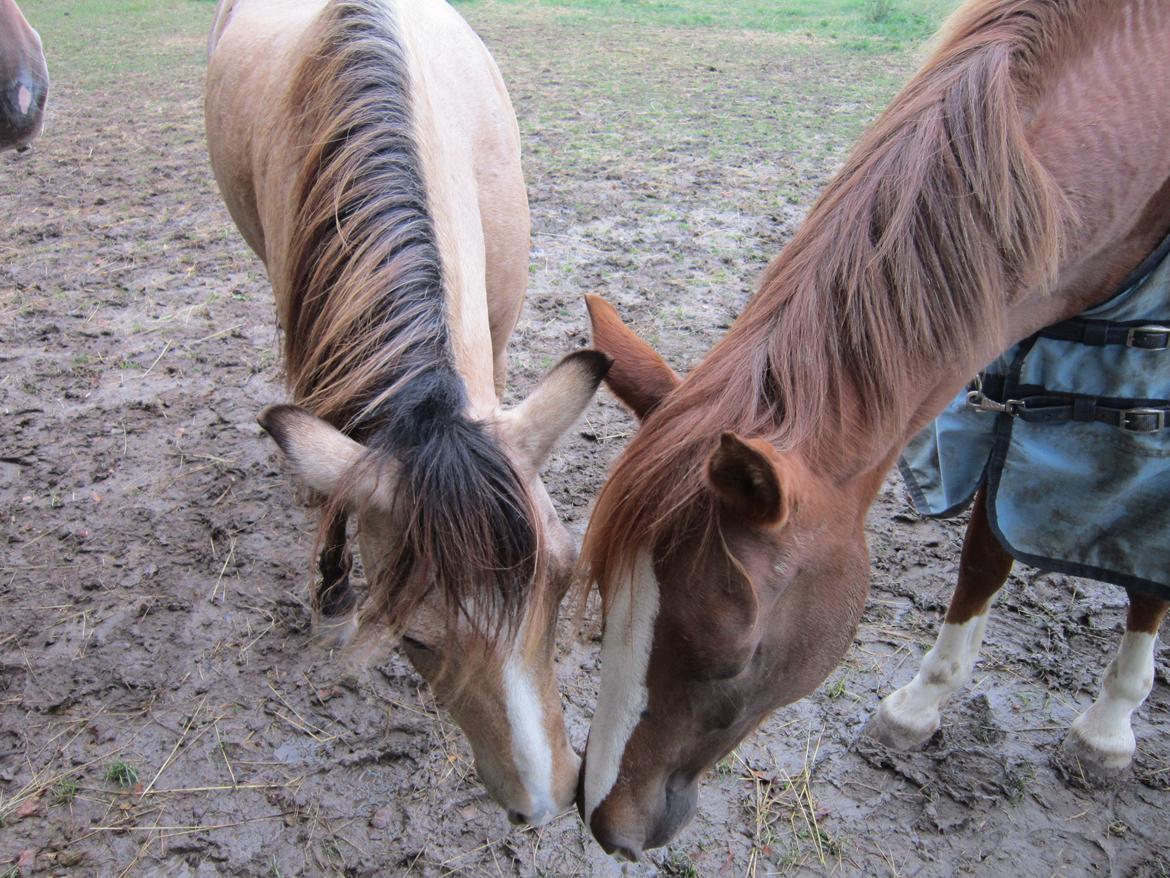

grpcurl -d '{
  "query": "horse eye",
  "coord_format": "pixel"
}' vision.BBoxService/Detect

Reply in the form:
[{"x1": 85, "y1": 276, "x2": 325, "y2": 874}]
[{"x1": 402, "y1": 635, "x2": 433, "y2": 652}]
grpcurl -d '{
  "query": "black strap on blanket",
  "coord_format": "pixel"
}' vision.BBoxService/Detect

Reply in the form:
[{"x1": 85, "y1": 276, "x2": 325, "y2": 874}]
[
  {"x1": 965, "y1": 230, "x2": 1170, "y2": 434},
  {"x1": 967, "y1": 378, "x2": 1170, "y2": 433},
  {"x1": 1037, "y1": 231, "x2": 1170, "y2": 349},
  {"x1": 1038, "y1": 319, "x2": 1170, "y2": 350}
]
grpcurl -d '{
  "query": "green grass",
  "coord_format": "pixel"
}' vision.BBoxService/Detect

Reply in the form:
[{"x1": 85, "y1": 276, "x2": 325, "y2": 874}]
[
  {"x1": 52, "y1": 777, "x2": 80, "y2": 805},
  {"x1": 662, "y1": 850, "x2": 699, "y2": 877},
  {"x1": 104, "y1": 760, "x2": 139, "y2": 788},
  {"x1": 20, "y1": 0, "x2": 215, "y2": 87},
  {"x1": 457, "y1": 0, "x2": 958, "y2": 50}
]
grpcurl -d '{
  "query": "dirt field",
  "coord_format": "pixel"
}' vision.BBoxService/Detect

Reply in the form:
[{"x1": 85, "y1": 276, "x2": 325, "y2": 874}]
[{"x1": 3, "y1": 2, "x2": 1169, "y2": 876}]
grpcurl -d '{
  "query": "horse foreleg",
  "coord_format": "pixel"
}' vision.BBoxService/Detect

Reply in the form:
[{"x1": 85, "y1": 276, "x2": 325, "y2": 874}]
[
  {"x1": 1061, "y1": 589, "x2": 1168, "y2": 774},
  {"x1": 869, "y1": 489, "x2": 1013, "y2": 748},
  {"x1": 315, "y1": 509, "x2": 358, "y2": 646}
]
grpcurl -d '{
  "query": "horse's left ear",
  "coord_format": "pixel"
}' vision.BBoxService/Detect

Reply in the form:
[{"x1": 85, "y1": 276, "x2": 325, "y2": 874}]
[
  {"x1": 706, "y1": 432, "x2": 793, "y2": 529},
  {"x1": 501, "y1": 349, "x2": 612, "y2": 472}
]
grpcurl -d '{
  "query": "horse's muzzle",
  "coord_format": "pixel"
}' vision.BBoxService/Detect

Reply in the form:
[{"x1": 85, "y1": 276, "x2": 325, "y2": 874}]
[{"x1": 1, "y1": 73, "x2": 47, "y2": 151}]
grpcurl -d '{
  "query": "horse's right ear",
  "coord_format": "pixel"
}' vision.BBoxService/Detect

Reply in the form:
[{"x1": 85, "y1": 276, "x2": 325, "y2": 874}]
[
  {"x1": 258, "y1": 405, "x2": 395, "y2": 506},
  {"x1": 585, "y1": 294, "x2": 680, "y2": 419}
]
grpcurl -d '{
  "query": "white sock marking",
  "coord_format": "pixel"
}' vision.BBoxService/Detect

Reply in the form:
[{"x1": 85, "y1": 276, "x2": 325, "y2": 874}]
[
  {"x1": 1067, "y1": 630, "x2": 1157, "y2": 767},
  {"x1": 583, "y1": 550, "x2": 659, "y2": 823},
  {"x1": 877, "y1": 614, "x2": 988, "y2": 743}
]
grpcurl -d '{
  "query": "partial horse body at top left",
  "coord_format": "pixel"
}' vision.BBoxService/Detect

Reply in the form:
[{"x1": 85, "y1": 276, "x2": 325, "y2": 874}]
[
  {"x1": 0, "y1": 0, "x2": 48, "y2": 151},
  {"x1": 204, "y1": 0, "x2": 608, "y2": 826}
]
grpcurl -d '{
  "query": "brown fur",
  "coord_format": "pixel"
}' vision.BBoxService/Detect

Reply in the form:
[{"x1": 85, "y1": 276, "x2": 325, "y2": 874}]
[
  {"x1": 942, "y1": 490, "x2": 1015, "y2": 625},
  {"x1": 581, "y1": 0, "x2": 1170, "y2": 855},
  {"x1": 1125, "y1": 591, "x2": 1170, "y2": 635},
  {"x1": 584, "y1": 295, "x2": 679, "y2": 418},
  {"x1": 584, "y1": 0, "x2": 1079, "y2": 607}
]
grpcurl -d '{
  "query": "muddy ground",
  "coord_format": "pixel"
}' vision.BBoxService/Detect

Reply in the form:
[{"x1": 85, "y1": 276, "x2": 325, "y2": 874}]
[{"x1": 3, "y1": 3, "x2": 1169, "y2": 876}]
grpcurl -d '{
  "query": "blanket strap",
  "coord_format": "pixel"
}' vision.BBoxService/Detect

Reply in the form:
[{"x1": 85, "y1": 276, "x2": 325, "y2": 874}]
[
  {"x1": 967, "y1": 376, "x2": 1170, "y2": 434},
  {"x1": 1039, "y1": 318, "x2": 1170, "y2": 350}
]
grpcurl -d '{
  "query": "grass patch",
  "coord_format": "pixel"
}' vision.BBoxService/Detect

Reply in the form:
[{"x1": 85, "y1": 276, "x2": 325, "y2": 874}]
[
  {"x1": 826, "y1": 676, "x2": 848, "y2": 699},
  {"x1": 662, "y1": 850, "x2": 699, "y2": 877},
  {"x1": 104, "y1": 760, "x2": 139, "y2": 788},
  {"x1": 19, "y1": 0, "x2": 215, "y2": 87},
  {"x1": 457, "y1": 0, "x2": 959, "y2": 49},
  {"x1": 52, "y1": 777, "x2": 80, "y2": 805}
]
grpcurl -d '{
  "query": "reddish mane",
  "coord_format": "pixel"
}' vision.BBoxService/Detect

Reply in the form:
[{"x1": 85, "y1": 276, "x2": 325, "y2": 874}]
[{"x1": 582, "y1": 0, "x2": 1096, "y2": 604}]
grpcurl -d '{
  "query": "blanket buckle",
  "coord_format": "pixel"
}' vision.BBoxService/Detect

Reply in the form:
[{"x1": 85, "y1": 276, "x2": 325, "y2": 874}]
[
  {"x1": 1125, "y1": 325, "x2": 1170, "y2": 350},
  {"x1": 1120, "y1": 408, "x2": 1166, "y2": 433}
]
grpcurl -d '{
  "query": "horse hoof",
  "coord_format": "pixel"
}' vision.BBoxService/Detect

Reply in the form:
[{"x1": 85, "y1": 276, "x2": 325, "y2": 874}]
[
  {"x1": 1058, "y1": 723, "x2": 1134, "y2": 780},
  {"x1": 314, "y1": 613, "x2": 358, "y2": 649},
  {"x1": 865, "y1": 693, "x2": 940, "y2": 750}
]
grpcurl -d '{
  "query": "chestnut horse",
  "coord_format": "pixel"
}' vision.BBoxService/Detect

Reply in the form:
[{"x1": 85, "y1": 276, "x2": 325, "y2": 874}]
[
  {"x1": 205, "y1": 0, "x2": 608, "y2": 826},
  {"x1": 0, "y1": 0, "x2": 47, "y2": 151},
  {"x1": 579, "y1": 0, "x2": 1170, "y2": 858}
]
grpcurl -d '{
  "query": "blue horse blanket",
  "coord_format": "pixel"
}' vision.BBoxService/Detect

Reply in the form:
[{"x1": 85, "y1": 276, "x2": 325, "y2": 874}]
[{"x1": 899, "y1": 237, "x2": 1170, "y2": 600}]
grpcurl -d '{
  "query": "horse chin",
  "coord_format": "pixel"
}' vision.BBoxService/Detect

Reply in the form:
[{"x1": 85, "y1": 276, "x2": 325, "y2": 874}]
[
  {"x1": 644, "y1": 774, "x2": 699, "y2": 851},
  {"x1": 585, "y1": 769, "x2": 699, "y2": 861}
]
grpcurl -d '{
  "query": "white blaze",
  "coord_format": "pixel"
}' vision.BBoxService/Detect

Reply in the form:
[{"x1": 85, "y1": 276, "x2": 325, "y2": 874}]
[
  {"x1": 503, "y1": 647, "x2": 557, "y2": 824},
  {"x1": 584, "y1": 550, "x2": 660, "y2": 822}
]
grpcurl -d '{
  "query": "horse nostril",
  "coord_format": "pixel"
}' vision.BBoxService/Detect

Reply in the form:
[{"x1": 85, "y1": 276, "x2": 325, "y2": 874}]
[{"x1": 506, "y1": 809, "x2": 529, "y2": 826}]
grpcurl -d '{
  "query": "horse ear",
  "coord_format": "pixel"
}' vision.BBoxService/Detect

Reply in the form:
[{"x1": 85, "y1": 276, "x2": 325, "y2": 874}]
[
  {"x1": 502, "y1": 349, "x2": 612, "y2": 472},
  {"x1": 706, "y1": 432, "x2": 791, "y2": 528},
  {"x1": 258, "y1": 405, "x2": 394, "y2": 506},
  {"x1": 585, "y1": 294, "x2": 680, "y2": 419}
]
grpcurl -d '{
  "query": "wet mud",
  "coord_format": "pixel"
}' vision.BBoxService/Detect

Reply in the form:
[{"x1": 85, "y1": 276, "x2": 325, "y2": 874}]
[{"x1": 2, "y1": 6, "x2": 1168, "y2": 876}]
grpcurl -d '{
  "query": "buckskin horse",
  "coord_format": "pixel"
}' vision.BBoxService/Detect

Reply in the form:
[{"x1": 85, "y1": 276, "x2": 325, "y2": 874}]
[
  {"x1": 205, "y1": 0, "x2": 609, "y2": 826},
  {"x1": 578, "y1": 0, "x2": 1170, "y2": 858},
  {"x1": 0, "y1": 0, "x2": 47, "y2": 151}
]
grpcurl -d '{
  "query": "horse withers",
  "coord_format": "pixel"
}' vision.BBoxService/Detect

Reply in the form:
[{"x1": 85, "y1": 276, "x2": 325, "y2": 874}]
[
  {"x1": 0, "y1": 0, "x2": 47, "y2": 151},
  {"x1": 578, "y1": 0, "x2": 1170, "y2": 858},
  {"x1": 205, "y1": 0, "x2": 607, "y2": 826}
]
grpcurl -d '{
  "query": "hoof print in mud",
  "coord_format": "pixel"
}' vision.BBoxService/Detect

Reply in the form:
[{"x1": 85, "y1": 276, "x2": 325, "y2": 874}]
[{"x1": 857, "y1": 696, "x2": 1030, "y2": 811}]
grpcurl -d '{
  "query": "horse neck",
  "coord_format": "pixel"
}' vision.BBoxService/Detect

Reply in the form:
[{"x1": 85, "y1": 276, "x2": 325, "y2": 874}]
[
  {"x1": 0, "y1": 0, "x2": 25, "y2": 32},
  {"x1": 396, "y1": 12, "x2": 498, "y2": 413},
  {"x1": 0, "y1": 0, "x2": 33, "y2": 67},
  {"x1": 691, "y1": 0, "x2": 1170, "y2": 485}
]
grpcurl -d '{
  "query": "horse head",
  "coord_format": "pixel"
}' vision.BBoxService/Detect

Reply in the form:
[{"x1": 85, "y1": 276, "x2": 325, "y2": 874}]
[
  {"x1": 577, "y1": 296, "x2": 872, "y2": 857},
  {"x1": 0, "y1": 0, "x2": 47, "y2": 151},
  {"x1": 261, "y1": 350, "x2": 611, "y2": 826}
]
